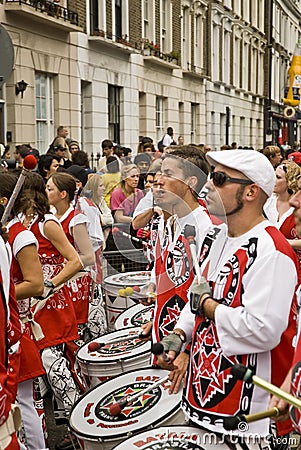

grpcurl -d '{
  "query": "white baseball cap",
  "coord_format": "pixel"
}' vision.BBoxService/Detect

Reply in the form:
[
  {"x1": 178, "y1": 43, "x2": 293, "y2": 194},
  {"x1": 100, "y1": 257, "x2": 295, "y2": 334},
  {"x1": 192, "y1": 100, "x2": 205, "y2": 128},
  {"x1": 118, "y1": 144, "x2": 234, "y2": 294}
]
[{"x1": 206, "y1": 150, "x2": 276, "y2": 197}]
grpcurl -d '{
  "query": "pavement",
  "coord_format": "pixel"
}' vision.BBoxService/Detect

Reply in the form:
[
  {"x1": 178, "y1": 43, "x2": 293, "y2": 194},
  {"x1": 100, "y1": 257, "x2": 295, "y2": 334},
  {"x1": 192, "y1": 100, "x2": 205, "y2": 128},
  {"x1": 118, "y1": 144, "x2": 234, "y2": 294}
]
[{"x1": 44, "y1": 394, "x2": 68, "y2": 450}]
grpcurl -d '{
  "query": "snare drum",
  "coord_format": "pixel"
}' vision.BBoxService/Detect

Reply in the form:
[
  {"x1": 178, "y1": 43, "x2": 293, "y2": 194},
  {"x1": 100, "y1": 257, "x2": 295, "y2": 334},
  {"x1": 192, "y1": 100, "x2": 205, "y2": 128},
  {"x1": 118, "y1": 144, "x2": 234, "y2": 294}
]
[
  {"x1": 114, "y1": 303, "x2": 154, "y2": 330},
  {"x1": 112, "y1": 426, "x2": 218, "y2": 449},
  {"x1": 76, "y1": 327, "x2": 151, "y2": 389},
  {"x1": 103, "y1": 271, "x2": 151, "y2": 330},
  {"x1": 69, "y1": 367, "x2": 186, "y2": 450}
]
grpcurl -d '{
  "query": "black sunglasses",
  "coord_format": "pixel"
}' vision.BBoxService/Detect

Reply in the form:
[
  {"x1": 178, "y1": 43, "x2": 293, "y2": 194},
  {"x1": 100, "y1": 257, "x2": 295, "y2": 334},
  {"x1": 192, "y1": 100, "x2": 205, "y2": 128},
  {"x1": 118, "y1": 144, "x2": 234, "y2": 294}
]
[{"x1": 210, "y1": 171, "x2": 253, "y2": 187}]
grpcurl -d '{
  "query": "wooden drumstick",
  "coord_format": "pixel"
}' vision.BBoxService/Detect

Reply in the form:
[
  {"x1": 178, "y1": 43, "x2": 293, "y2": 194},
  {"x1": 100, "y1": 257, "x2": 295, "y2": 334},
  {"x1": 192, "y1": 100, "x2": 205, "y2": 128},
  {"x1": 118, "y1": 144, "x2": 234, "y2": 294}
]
[
  {"x1": 1, "y1": 155, "x2": 37, "y2": 225},
  {"x1": 224, "y1": 407, "x2": 285, "y2": 430},
  {"x1": 111, "y1": 227, "x2": 150, "y2": 247},
  {"x1": 109, "y1": 374, "x2": 170, "y2": 416},
  {"x1": 87, "y1": 329, "x2": 151, "y2": 352},
  {"x1": 231, "y1": 364, "x2": 301, "y2": 409}
]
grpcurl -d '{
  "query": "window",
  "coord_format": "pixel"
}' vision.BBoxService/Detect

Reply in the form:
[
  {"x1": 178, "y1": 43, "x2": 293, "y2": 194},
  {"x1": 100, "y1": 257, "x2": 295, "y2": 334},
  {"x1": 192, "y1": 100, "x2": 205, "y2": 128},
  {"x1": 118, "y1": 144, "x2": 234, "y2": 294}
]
[
  {"x1": 212, "y1": 23, "x2": 220, "y2": 81},
  {"x1": 89, "y1": 0, "x2": 106, "y2": 35},
  {"x1": 142, "y1": 0, "x2": 154, "y2": 41},
  {"x1": 143, "y1": 0, "x2": 149, "y2": 38},
  {"x1": 35, "y1": 73, "x2": 53, "y2": 153},
  {"x1": 182, "y1": 7, "x2": 190, "y2": 69},
  {"x1": 161, "y1": 0, "x2": 171, "y2": 53},
  {"x1": 115, "y1": 0, "x2": 122, "y2": 39},
  {"x1": 191, "y1": 103, "x2": 198, "y2": 142},
  {"x1": 112, "y1": 0, "x2": 129, "y2": 41},
  {"x1": 156, "y1": 96, "x2": 164, "y2": 141},
  {"x1": 108, "y1": 85, "x2": 121, "y2": 144}
]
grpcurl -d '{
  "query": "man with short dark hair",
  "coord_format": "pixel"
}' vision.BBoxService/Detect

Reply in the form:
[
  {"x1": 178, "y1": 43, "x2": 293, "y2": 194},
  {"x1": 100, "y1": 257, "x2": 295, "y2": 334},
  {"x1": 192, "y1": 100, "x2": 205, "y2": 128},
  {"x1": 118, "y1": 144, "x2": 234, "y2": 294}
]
[{"x1": 98, "y1": 139, "x2": 114, "y2": 173}]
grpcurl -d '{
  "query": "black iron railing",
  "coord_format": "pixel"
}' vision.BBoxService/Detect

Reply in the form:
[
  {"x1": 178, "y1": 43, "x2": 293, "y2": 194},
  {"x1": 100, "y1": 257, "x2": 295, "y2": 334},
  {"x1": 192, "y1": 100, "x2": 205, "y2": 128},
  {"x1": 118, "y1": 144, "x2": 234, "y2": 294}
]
[{"x1": 5, "y1": 0, "x2": 78, "y2": 26}]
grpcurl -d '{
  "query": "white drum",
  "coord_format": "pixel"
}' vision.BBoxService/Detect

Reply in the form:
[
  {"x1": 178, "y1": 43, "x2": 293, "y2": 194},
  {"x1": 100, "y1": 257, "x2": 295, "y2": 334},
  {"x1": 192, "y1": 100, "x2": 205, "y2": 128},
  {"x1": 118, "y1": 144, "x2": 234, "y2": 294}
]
[
  {"x1": 69, "y1": 368, "x2": 186, "y2": 450},
  {"x1": 114, "y1": 303, "x2": 154, "y2": 330},
  {"x1": 111, "y1": 426, "x2": 228, "y2": 449},
  {"x1": 104, "y1": 271, "x2": 151, "y2": 330},
  {"x1": 76, "y1": 327, "x2": 151, "y2": 390}
]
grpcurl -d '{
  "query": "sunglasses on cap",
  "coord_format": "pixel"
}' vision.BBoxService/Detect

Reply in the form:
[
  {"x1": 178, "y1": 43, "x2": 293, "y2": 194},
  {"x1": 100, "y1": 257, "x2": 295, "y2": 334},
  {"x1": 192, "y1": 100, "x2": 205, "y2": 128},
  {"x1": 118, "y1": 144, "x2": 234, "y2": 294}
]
[{"x1": 210, "y1": 171, "x2": 253, "y2": 187}]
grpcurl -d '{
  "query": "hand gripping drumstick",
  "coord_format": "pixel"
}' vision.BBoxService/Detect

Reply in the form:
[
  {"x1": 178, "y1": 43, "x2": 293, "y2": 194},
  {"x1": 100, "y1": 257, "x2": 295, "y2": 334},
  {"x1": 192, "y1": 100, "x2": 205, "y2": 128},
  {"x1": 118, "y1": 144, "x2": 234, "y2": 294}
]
[
  {"x1": 111, "y1": 227, "x2": 150, "y2": 248},
  {"x1": 184, "y1": 224, "x2": 202, "y2": 284},
  {"x1": 1, "y1": 155, "x2": 37, "y2": 225},
  {"x1": 223, "y1": 407, "x2": 285, "y2": 430},
  {"x1": 231, "y1": 364, "x2": 301, "y2": 409},
  {"x1": 151, "y1": 342, "x2": 173, "y2": 366},
  {"x1": 109, "y1": 374, "x2": 170, "y2": 416}
]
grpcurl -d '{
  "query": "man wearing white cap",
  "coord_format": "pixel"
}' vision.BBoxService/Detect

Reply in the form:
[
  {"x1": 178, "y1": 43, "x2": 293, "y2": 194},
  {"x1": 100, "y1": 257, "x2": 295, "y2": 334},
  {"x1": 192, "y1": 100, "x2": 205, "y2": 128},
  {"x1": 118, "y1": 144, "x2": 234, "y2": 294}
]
[{"x1": 158, "y1": 150, "x2": 299, "y2": 449}]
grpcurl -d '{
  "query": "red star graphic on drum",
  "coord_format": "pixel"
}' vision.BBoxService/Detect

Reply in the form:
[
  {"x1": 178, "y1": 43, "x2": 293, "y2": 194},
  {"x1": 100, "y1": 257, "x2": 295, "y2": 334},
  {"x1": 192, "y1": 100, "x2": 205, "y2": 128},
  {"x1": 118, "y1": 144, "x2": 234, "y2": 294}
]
[
  {"x1": 103, "y1": 339, "x2": 140, "y2": 352},
  {"x1": 102, "y1": 388, "x2": 155, "y2": 417}
]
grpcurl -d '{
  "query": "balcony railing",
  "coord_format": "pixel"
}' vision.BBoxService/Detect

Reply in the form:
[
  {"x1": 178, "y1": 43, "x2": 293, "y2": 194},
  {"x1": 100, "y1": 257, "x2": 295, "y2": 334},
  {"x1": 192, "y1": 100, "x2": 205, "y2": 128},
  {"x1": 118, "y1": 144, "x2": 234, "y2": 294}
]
[{"x1": 5, "y1": 0, "x2": 79, "y2": 26}]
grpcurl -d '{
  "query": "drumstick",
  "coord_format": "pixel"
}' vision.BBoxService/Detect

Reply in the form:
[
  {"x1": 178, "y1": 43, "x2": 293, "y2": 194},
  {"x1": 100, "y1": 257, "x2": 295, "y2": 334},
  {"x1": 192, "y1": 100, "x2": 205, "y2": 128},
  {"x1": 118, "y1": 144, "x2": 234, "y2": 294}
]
[
  {"x1": 231, "y1": 364, "x2": 301, "y2": 409},
  {"x1": 111, "y1": 227, "x2": 150, "y2": 248},
  {"x1": 109, "y1": 374, "x2": 170, "y2": 416},
  {"x1": 87, "y1": 329, "x2": 151, "y2": 352},
  {"x1": 223, "y1": 407, "x2": 285, "y2": 430},
  {"x1": 1, "y1": 155, "x2": 37, "y2": 225},
  {"x1": 31, "y1": 270, "x2": 87, "y2": 306}
]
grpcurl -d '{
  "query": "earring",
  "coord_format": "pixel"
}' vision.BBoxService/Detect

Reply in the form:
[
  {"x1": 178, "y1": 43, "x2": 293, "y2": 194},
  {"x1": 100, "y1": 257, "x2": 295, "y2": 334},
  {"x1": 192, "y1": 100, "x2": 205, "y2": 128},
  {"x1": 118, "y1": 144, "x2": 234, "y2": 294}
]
[{"x1": 0, "y1": 199, "x2": 4, "y2": 204}]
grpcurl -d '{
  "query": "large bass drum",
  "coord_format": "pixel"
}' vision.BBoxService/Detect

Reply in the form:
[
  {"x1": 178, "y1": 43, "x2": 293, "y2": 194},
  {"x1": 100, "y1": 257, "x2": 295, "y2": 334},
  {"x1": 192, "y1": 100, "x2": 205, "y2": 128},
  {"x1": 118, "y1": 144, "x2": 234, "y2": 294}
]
[{"x1": 69, "y1": 367, "x2": 186, "y2": 450}]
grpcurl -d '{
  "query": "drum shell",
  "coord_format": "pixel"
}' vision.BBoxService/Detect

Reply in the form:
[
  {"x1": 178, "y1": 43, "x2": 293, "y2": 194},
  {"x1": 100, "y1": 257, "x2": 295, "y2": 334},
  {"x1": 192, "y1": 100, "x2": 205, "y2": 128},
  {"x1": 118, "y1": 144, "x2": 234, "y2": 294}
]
[
  {"x1": 76, "y1": 327, "x2": 151, "y2": 390},
  {"x1": 103, "y1": 271, "x2": 151, "y2": 331},
  {"x1": 111, "y1": 426, "x2": 209, "y2": 449},
  {"x1": 69, "y1": 368, "x2": 186, "y2": 450}
]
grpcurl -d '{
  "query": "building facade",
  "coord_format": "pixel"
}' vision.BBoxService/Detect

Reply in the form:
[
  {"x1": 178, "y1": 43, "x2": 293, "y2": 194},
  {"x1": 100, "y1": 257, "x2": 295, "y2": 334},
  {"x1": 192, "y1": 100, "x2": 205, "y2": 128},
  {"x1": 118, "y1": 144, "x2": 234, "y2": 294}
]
[{"x1": 0, "y1": 0, "x2": 300, "y2": 156}]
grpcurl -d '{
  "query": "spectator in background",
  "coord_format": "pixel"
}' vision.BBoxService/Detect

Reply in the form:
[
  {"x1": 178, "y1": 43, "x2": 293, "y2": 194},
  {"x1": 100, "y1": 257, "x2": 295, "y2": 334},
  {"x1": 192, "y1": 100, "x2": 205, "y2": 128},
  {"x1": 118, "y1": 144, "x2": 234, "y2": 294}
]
[
  {"x1": 107, "y1": 164, "x2": 145, "y2": 273},
  {"x1": 49, "y1": 126, "x2": 69, "y2": 152},
  {"x1": 82, "y1": 174, "x2": 113, "y2": 248},
  {"x1": 38, "y1": 154, "x2": 61, "y2": 183},
  {"x1": 71, "y1": 150, "x2": 94, "y2": 176},
  {"x1": 98, "y1": 139, "x2": 114, "y2": 173},
  {"x1": 122, "y1": 147, "x2": 133, "y2": 165},
  {"x1": 134, "y1": 153, "x2": 152, "y2": 190},
  {"x1": 261, "y1": 145, "x2": 283, "y2": 168},
  {"x1": 1, "y1": 144, "x2": 11, "y2": 160},
  {"x1": 101, "y1": 156, "x2": 121, "y2": 208},
  {"x1": 14, "y1": 144, "x2": 31, "y2": 168},
  {"x1": 66, "y1": 164, "x2": 88, "y2": 188},
  {"x1": 231, "y1": 142, "x2": 238, "y2": 149},
  {"x1": 47, "y1": 144, "x2": 72, "y2": 169},
  {"x1": 178, "y1": 136, "x2": 184, "y2": 146},
  {"x1": 68, "y1": 141, "x2": 80, "y2": 156},
  {"x1": 162, "y1": 127, "x2": 176, "y2": 149}
]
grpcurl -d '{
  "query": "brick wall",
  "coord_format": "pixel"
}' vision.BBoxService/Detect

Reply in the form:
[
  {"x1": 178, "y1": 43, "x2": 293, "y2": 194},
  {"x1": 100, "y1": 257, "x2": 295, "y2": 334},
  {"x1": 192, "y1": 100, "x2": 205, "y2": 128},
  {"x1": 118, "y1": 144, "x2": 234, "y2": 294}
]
[
  {"x1": 129, "y1": 0, "x2": 142, "y2": 49},
  {"x1": 68, "y1": 0, "x2": 86, "y2": 31}
]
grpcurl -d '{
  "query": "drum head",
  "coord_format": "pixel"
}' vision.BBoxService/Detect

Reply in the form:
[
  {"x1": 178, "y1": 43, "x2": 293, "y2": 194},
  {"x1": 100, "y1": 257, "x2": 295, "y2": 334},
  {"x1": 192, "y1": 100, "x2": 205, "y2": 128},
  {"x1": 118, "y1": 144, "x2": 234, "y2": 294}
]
[
  {"x1": 111, "y1": 426, "x2": 206, "y2": 449},
  {"x1": 104, "y1": 271, "x2": 151, "y2": 288},
  {"x1": 76, "y1": 327, "x2": 151, "y2": 365},
  {"x1": 69, "y1": 368, "x2": 182, "y2": 441},
  {"x1": 115, "y1": 304, "x2": 154, "y2": 330}
]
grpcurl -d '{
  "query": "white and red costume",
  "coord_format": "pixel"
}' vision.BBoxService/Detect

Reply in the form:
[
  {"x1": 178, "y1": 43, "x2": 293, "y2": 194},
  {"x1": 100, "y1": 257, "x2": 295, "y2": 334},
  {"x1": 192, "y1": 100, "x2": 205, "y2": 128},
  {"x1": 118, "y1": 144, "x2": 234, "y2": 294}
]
[
  {"x1": 8, "y1": 219, "x2": 45, "y2": 381},
  {"x1": 265, "y1": 194, "x2": 301, "y2": 270},
  {"x1": 152, "y1": 207, "x2": 212, "y2": 345},
  {"x1": 59, "y1": 205, "x2": 91, "y2": 325},
  {"x1": 28, "y1": 214, "x2": 78, "y2": 350},
  {"x1": 0, "y1": 236, "x2": 22, "y2": 449},
  {"x1": 7, "y1": 219, "x2": 47, "y2": 450},
  {"x1": 177, "y1": 222, "x2": 298, "y2": 438}
]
